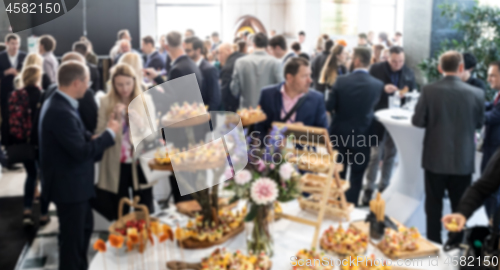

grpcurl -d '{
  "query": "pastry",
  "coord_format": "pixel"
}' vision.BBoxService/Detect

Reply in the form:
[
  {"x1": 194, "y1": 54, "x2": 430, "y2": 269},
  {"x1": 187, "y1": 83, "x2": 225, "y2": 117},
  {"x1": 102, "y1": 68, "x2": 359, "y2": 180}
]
[
  {"x1": 164, "y1": 102, "x2": 208, "y2": 122},
  {"x1": 292, "y1": 248, "x2": 333, "y2": 270},
  {"x1": 320, "y1": 224, "x2": 368, "y2": 255},
  {"x1": 200, "y1": 248, "x2": 271, "y2": 270},
  {"x1": 378, "y1": 226, "x2": 420, "y2": 256}
]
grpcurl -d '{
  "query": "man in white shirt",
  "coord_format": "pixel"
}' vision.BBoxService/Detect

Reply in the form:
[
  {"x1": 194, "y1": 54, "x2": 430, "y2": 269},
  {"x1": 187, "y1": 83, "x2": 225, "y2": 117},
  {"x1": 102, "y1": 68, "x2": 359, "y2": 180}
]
[{"x1": 38, "y1": 35, "x2": 59, "y2": 84}]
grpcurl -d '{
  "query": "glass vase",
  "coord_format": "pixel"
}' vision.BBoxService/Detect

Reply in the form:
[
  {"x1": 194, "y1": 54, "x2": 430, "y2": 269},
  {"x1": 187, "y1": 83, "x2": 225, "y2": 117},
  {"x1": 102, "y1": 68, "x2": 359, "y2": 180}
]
[{"x1": 246, "y1": 203, "x2": 274, "y2": 257}]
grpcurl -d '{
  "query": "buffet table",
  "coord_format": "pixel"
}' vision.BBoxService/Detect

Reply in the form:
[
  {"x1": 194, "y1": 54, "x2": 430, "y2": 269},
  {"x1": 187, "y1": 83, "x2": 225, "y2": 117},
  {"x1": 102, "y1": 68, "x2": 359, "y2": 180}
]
[
  {"x1": 374, "y1": 109, "x2": 426, "y2": 232},
  {"x1": 89, "y1": 200, "x2": 457, "y2": 270}
]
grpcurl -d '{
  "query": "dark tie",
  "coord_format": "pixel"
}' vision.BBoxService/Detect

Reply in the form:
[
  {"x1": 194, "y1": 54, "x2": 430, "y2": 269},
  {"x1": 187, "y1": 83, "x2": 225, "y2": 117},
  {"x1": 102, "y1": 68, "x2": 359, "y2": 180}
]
[{"x1": 495, "y1": 93, "x2": 500, "y2": 106}]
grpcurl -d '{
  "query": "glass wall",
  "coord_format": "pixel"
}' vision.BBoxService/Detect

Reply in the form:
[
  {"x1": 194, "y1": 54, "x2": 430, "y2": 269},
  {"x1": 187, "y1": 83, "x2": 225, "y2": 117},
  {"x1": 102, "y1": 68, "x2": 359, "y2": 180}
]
[{"x1": 156, "y1": 0, "x2": 222, "y2": 40}]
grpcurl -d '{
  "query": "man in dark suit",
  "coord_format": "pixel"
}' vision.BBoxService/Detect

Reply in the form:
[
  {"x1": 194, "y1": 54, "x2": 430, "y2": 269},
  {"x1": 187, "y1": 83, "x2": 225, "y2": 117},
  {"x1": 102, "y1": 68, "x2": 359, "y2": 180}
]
[
  {"x1": 184, "y1": 37, "x2": 220, "y2": 111},
  {"x1": 73, "y1": 41, "x2": 101, "y2": 93},
  {"x1": 39, "y1": 61, "x2": 118, "y2": 270},
  {"x1": 255, "y1": 57, "x2": 328, "y2": 142},
  {"x1": 141, "y1": 35, "x2": 165, "y2": 71},
  {"x1": 412, "y1": 51, "x2": 484, "y2": 244},
  {"x1": 218, "y1": 42, "x2": 245, "y2": 112},
  {"x1": 311, "y1": 39, "x2": 334, "y2": 90},
  {"x1": 481, "y1": 61, "x2": 500, "y2": 218},
  {"x1": 362, "y1": 46, "x2": 416, "y2": 205},
  {"x1": 145, "y1": 31, "x2": 204, "y2": 115},
  {"x1": 327, "y1": 47, "x2": 384, "y2": 206},
  {"x1": 0, "y1": 33, "x2": 27, "y2": 147}
]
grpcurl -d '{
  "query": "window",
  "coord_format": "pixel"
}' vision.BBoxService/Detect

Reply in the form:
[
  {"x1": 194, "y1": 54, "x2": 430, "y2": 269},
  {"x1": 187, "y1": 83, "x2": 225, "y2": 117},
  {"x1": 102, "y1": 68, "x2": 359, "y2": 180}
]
[
  {"x1": 321, "y1": 0, "x2": 359, "y2": 36},
  {"x1": 156, "y1": 0, "x2": 222, "y2": 40}
]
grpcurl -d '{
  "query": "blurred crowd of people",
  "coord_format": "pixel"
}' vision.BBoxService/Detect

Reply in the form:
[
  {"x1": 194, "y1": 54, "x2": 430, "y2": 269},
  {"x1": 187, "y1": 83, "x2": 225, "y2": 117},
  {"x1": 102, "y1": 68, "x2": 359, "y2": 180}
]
[{"x1": 0, "y1": 27, "x2": 499, "y2": 269}]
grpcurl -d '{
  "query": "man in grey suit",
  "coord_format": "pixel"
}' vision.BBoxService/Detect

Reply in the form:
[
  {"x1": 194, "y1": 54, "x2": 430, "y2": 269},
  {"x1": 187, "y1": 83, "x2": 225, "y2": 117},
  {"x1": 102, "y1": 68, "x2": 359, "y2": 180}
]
[
  {"x1": 231, "y1": 32, "x2": 282, "y2": 108},
  {"x1": 412, "y1": 51, "x2": 485, "y2": 244}
]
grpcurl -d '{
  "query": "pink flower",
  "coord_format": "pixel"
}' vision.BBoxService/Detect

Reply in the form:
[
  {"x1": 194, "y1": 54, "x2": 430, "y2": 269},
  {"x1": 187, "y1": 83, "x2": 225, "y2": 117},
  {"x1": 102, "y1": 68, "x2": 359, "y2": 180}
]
[
  {"x1": 250, "y1": 178, "x2": 278, "y2": 205},
  {"x1": 224, "y1": 167, "x2": 234, "y2": 179},
  {"x1": 279, "y1": 162, "x2": 295, "y2": 180},
  {"x1": 269, "y1": 163, "x2": 275, "y2": 170},
  {"x1": 256, "y1": 160, "x2": 266, "y2": 172},
  {"x1": 234, "y1": 169, "x2": 252, "y2": 185}
]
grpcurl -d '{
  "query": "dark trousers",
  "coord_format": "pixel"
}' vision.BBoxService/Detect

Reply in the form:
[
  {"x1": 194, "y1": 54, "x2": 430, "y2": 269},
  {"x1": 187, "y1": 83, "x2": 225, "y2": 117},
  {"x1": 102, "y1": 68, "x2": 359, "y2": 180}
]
[
  {"x1": 92, "y1": 163, "x2": 153, "y2": 221},
  {"x1": 424, "y1": 170, "x2": 471, "y2": 244},
  {"x1": 482, "y1": 147, "x2": 500, "y2": 218},
  {"x1": 23, "y1": 160, "x2": 49, "y2": 215},
  {"x1": 55, "y1": 200, "x2": 93, "y2": 270},
  {"x1": 336, "y1": 146, "x2": 371, "y2": 206}
]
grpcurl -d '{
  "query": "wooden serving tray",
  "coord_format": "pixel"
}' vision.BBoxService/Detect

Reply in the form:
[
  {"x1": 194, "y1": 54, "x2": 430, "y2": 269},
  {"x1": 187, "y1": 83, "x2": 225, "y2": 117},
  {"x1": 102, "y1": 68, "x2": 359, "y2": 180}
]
[
  {"x1": 162, "y1": 114, "x2": 211, "y2": 128},
  {"x1": 240, "y1": 113, "x2": 267, "y2": 127},
  {"x1": 178, "y1": 223, "x2": 244, "y2": 249},
  {"x1": 148, "y1": 156, "x2": 227, "y2": 172},
  {"x1": 166, "y1": 260, "x2": 271, "y2": 270},
  {"x1": 176, "y1": 198, "x2": 238, "y2": 217},
  {"x1": 298, "y1": 197, "x2": 353, "y2": 221},
  {"x1": 300, "y1": 173, "x2": 350, "y2": 194},
  {"x1": 350, "y1": 220, "x2": 440, "y2": 260}
]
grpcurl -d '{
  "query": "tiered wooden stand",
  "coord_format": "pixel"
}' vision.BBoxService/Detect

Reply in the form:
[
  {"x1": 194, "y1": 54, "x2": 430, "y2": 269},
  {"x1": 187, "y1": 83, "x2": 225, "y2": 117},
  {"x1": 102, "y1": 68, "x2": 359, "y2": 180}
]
[{"x1": 271, "y1": 122, "x2": 353, "y2": 248}]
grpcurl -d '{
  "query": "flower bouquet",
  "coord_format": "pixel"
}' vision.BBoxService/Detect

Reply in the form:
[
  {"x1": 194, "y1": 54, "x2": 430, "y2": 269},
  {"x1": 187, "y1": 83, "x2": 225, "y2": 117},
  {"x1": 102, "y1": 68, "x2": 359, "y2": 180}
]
[{"x1": 223, "y1": 126, "x2": 301, "y2": 256}]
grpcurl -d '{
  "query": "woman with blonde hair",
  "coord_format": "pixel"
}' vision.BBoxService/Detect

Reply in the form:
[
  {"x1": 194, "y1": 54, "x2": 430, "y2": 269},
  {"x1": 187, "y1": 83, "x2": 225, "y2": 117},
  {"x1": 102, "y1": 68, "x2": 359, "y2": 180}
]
[
  {"x1": 8, "y1": 65, "x2": 49, "y2": 226},
  {"x1": 94, "y1": 63, "x2": 156, "y2": 220},
  {"x1": 317, "y1": 44, "x2": 348, "y2": 93},
  {"x1": 117, "y1": 52, "x2": 147, "y2": 89},
  {"x1": 14, "y1": 53, "x2": 51, "y2": 90}
]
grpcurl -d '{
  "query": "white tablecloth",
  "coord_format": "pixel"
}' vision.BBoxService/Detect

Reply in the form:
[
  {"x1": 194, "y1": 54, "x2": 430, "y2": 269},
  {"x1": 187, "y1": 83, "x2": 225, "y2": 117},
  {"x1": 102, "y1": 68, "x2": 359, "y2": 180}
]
[
  {"x1": 375, "y1": 109, "x2": 427, "y2": 233},
  {"x1": 89, "y1": 200, "x2": 457, "y2": 270}
]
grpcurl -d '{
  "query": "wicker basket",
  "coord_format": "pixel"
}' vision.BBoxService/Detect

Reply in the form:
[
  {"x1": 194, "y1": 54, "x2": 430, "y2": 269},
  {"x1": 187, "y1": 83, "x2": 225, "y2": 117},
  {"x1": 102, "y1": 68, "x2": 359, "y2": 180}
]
[{"x1": 108, "y1": 196, "x2": 158, "y2": 251}]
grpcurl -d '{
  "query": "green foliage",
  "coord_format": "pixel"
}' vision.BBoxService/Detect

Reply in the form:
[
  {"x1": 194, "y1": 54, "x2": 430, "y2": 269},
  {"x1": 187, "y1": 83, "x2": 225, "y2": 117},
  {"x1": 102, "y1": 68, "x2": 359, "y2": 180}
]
[{"x1": 418, "y1": 1, "x2": 500, "y2": 100}]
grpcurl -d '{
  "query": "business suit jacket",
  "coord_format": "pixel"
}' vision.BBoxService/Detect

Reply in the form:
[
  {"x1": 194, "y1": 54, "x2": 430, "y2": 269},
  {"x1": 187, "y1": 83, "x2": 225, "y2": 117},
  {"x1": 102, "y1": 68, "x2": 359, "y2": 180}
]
[
  {"x1": 255, "y1": 83, "x2": 328, "y2": 141},
  {"x1": 327, "y1": 71, "x2": 384, "y2": 146},
  {"x1": 412, "y1": 76, "x2": 484, "y2": 175},
  {"x1": 199, "y1": 59, "x2": 221, "y2": 111},
  {"x1": 370, "y1": 61, "x2": 416, "y2": 138},
  {"x1": 40, "y1": 92, "x2": 114, "y2": 203},
  {"x1": 0, "y1": 51, "x2": 27, "y2": 103},
  {"x1": 230, "y1": 50, "x2": 282, "y2": 108},
  {"x1": 483, "y1": 94, "x2": 500, "y2": 156},
  {"x1": 145, "y1": 51, "x2": 165, "y2": 71},
  {"x1": 87, "y1": 62, "x2": 101, "y2": 92},
  {"x1": 457, "y1": 148, "x2": 500, "y2": 219},
  {"x1": 220, "y1": 52, "x2": 245, "y2": 112}
]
